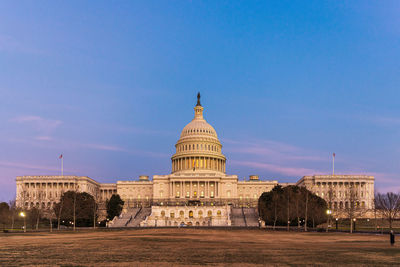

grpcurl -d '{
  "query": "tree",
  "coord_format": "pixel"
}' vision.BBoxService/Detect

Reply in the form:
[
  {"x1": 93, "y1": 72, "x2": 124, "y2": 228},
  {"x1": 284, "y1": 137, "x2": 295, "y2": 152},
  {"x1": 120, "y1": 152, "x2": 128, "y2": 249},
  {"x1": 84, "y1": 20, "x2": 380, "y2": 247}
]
[
  {"x1": 106, "y1": 194, "x2": 124, "y2": 220},
  {"x1": 54, "y1": 191, "x2": 96, "y2": 227},
  {"x1": 343, "y1": 185, "x2": 366, "y2": 233},
  {"x1": 54, "y1": 189, "x2": 65, "y2": 230},
  {"x1": 375, "y1": 192, "x2": 400, "y2": 230},
  {"x1": 0, "y1": 202, "x2": 10, "y2": 229},
  {"x1": 8, "y1": 199, "x2": 17, "y2": 230},
  {"x1": 259, "y1": 185, "x2": 327, "y2": 229},
  {"x1": 92, "y1": 189, "x2": 100, "y2": 229}
]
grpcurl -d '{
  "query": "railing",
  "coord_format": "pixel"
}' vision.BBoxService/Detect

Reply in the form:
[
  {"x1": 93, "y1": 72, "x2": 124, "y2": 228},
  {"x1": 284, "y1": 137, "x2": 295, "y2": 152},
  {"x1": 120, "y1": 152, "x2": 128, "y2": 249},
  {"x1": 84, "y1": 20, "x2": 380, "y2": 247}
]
[{"x1": 122, "y1": 198, "x2": 259, "y2": 208}]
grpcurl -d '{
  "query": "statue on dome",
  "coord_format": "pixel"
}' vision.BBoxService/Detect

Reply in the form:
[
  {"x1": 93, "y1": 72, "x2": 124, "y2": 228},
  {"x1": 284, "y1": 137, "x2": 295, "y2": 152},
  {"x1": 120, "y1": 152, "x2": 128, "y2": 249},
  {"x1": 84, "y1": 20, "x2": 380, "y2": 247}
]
[{"x1": 196, "y1": 92, "x2": 201, "y2": 106}]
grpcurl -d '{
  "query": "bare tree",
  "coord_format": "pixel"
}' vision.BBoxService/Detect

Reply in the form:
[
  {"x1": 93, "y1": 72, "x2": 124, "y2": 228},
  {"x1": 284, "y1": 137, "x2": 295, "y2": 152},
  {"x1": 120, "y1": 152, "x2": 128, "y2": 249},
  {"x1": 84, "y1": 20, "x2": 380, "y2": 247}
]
[
  {"x1": 55, "y1": 189, "x2": 65, "y2": 230},
  {"x1": 8, "y1": 199, "x2": 17, "y2": 230},
  {"x1": 92, "y1": 189, "x2": 100, "y2": 229},
  {"x1": 272, "y1": 191, "x2": 278, "y2": 230},
  {"x1": 375, "y1": 192, "x2": 400, "y2": 230},
  {"x1": 304, "y1": 188, "x2": 309, "y2": 232},
  {"x1": 343, "y1": 185, "x2": 366, "y2": 233},
  {"x1": 285, "y1": 188, "x2": 291, "y2": 231}
]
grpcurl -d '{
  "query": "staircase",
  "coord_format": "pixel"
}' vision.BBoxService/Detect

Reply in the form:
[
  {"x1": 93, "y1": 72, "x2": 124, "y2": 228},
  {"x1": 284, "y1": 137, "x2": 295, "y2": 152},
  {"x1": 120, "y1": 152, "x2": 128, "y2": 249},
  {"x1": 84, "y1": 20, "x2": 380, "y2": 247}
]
[
  {"x1": 109, "y1": 208, "x2": 140, "y2": 228},
  {"x1": 126, "y1": 207, "x2": 151, "y2": 227},
  {"x1": 243, "y1": 207, "x2": 259, "y2": 227},
  {"x1": 230, "y1": 207, "x2": 246, "y2": 227}
]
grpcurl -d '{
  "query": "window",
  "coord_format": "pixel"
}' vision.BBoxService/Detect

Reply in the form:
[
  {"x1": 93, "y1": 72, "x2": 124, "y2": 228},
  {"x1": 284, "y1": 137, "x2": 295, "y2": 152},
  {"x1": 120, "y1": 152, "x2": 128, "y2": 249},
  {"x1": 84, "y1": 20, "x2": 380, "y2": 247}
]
[
  {"x1": 170, "y1": 212, "x2": 175, "y2": 218},
  {"x1": 207, "y1": 210, "x2": 212, "y2": 217},
  {"x1": 189, "y1": 211, "x2": 193, "y2": 218},
  {"x1": 180, "y1": 211, "x2": 184, "y2": 218},
  {"x1": 217, "y1": 210, "x2": 222, "y2": 217},
  {"x1": 161, "y1": 211, "x2": 165, "y2": 217}
]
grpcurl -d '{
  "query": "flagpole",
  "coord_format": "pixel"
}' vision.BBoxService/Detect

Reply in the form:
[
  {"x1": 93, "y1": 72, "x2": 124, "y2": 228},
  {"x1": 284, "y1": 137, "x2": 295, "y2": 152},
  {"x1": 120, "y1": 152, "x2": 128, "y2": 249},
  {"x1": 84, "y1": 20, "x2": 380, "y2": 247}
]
[
  {"x1": 332, "y1": 153, "x2": 335, "y2": 176},
  {"x1": 61, "y1": 156, "x2": 63, "y2": 177}
]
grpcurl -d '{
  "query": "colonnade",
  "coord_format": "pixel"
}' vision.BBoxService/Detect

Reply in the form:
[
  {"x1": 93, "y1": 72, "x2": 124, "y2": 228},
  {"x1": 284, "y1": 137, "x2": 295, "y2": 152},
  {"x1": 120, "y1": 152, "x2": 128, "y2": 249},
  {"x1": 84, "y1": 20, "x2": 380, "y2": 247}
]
[
  {"x1": 169, "y1": 180, "x2": 220, "y2": 199},
  {"x1": 172, "y1": 156, "x2": 226, "y2": 173}
]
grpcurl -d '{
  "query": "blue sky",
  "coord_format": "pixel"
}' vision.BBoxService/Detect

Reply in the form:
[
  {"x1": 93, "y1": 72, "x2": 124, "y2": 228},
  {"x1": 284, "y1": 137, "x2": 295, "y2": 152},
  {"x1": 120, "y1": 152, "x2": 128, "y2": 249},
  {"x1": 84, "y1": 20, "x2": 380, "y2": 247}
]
[{"x1": 1, "y1": 1, "x2": 399, "y2": 201}]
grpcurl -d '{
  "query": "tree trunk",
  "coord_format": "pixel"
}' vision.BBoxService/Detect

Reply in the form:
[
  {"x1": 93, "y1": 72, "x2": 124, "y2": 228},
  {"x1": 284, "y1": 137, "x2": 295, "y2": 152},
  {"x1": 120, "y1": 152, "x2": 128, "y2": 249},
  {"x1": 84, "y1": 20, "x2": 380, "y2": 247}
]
[
  {"x1": 57, "y1": 204, "x2": 63, "y2": 230},
  {"x1": 287, "y1": 195, "x2": 290, "y2": 231},
  {"x1": 350, "y1": 217, "x2": 353, "y2": 234},
  {"x1": 73, "y1": 193, "x2": 76, "y2": 231},
  {"x1": 273, "y1": 202, "x2": 277, "y2": 230},
  {"x1": 11, "y1": 213, "x2": 15, "y2": 230},
  {"x1": 304, "y1": 193, "x2": 308, "y2": 232},
  {"x1": 36, "y1": 214, "x2": 40, "y2": 230}
]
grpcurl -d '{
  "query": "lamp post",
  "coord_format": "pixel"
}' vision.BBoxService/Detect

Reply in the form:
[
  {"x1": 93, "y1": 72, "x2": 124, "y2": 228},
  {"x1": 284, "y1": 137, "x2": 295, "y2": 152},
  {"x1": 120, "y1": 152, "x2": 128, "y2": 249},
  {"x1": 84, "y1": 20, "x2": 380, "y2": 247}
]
[
  {"x1": 326, "y1": 209, "x2": 332, "y2": 232},
  {"x1": 353, "y1": 218, "x2": 356, "y2": 232},
  {"x1": 19, "y1": 212, "x2": 26, "y2": 233},
  {"x1": 335, "y1": 218, "x2": 338, "y2": 230}
]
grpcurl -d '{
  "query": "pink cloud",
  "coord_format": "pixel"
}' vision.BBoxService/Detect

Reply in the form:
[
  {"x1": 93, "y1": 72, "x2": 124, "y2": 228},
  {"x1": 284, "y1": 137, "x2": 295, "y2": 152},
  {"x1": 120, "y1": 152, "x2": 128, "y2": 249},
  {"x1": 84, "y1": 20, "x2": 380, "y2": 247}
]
[{"x1": 230, "y1": 160, "x2": 318, "y2": 177}]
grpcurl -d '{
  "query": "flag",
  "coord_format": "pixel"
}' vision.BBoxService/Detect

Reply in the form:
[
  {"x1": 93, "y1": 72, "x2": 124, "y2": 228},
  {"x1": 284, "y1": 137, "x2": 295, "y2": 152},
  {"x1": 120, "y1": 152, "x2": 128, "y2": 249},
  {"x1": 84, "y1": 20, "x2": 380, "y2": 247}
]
[
  {"x1": 333, "y1": 153, "x2": 335, "y2": 157},
  {"x1": 59, "y1": 154, "x2": 63, "y2": 159}
]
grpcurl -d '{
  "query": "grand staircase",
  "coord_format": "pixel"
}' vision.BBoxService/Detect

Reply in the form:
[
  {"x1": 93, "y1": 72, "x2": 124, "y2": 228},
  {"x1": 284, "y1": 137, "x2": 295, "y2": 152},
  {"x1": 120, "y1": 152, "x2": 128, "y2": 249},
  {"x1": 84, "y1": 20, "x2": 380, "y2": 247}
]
[
  {"x1": 110, "y1": 207, "x2": 141, "y2": 227},
  {"x1": 126, "y1": 207, "x2": 151, "y2": 227},
  {"x1": 230, "y1": 207, "x2": 259, "y2": 227}
]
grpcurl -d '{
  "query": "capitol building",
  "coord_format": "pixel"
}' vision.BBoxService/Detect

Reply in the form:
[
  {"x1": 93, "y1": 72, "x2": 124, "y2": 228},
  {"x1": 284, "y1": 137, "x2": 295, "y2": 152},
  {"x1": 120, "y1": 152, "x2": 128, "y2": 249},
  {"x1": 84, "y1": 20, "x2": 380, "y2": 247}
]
[{"x1": 15, "y1": 94, "x2": 375, "y2": 227}]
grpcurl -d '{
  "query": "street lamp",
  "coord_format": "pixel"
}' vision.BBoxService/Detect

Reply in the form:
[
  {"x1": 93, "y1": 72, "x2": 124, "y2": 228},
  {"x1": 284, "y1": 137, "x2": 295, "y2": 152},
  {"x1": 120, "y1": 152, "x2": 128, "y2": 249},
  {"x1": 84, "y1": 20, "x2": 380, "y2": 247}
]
[
  {"x1": 326, "y1": 210, "x2": 332, "y2": 232},
  {"x1": 335, "y1": 218, "x2": 338, "y2": 230},
  {"x1": 353, "y1": 218, "x2": 356, "y2": 231},
  {"x1": 19, "y1": 212, "x2": 26, "y2": 233}
]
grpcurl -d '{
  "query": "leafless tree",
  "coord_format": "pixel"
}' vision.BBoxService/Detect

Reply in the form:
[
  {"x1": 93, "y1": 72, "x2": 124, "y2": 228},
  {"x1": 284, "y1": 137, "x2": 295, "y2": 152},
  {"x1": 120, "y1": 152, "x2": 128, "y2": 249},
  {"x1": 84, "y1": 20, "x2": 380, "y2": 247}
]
[
  {"x1": 92, "y1": 189, "x2": 100, "y2": 229},
  {"x1": 375, "y1": 192, "x2": 400, "y2": 230},
  {"x1": 272, "y1": 191, "x2": 279, "y2": 230},
  {"x1": 8, "y1": 199, "x2": 17, "y2": 230},
  {"x1": 55, "y1": 189, "x2": 65, "y2": 230},
  {"x1": 343, "y1": 185, "x2": 366, "y2": 233},
  {"x1": 304, "y1": 188, "x2": 309, "y2": 232},
  {"x1": 286, "y1": 189, "x2": 291, "y2": 231}
]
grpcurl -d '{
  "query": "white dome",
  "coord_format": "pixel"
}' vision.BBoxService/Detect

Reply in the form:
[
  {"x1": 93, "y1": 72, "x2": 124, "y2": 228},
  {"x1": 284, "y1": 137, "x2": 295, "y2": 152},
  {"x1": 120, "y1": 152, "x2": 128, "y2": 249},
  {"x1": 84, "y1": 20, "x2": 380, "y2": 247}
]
[
  {"x1": 180, "y1": 118, "x2": 219, "y2": 140},
  {"x1": 171, "y1": 94, "x2": 226, "y2": 174}
]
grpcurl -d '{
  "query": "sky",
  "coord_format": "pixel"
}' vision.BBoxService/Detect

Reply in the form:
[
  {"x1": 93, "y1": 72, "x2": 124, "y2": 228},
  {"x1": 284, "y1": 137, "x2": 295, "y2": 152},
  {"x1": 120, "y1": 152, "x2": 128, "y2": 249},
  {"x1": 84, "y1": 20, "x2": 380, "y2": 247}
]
[{"x1": 1, "y1": 1, "x2": 400, "y2": 202}]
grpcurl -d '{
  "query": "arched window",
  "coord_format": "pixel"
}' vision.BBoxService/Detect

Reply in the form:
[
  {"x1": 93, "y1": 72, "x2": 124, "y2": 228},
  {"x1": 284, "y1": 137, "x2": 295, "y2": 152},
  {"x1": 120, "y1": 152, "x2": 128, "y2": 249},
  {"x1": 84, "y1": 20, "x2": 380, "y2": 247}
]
[
  {"x1": 170, "y1": 212, "x2": 175, "y2": 218},
  {"x1": 161, "y1": 210, "x2": 165, "y2": 217},
  {"x1": 189, "y1": 210, "x2": 193, "y2": 218},
  {"x1": 198, "y1": 210, "x2": 203, "y2": 218},
  {"x1": 207, "y1": 210, "x2": 212, "y2": 217},
  {"x1": 217, "y1": 210, "x2": 222, "y2": 217},
  {"x1": 179, "y1": 210, "x2": 184, "y2": 218}
]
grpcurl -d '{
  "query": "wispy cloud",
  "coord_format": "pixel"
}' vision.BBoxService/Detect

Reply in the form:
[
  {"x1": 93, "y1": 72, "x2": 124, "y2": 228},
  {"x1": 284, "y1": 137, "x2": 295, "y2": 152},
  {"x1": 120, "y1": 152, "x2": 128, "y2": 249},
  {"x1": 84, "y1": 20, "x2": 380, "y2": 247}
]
[
  {"x1": 223, "y1": 138, "x2": 326, "y2": 163},
  {"x1": 0, "y1": 160, "x2": 59, "y2": 173},
  {"x1": 82, "y1": 143, "x2": 168, "y2": 158},
  {"x1": 113, "y1": 125, "x2": 175, "y2": 136},
  {"x1": 10, "y1": 115, "x2": 62, "y2": 141},
  {"x1": 359, "y1": 115, "x2": 400, "y2": 127},
  {"x1": 230, "y1": 160, "x2": 318, "y2": 177},
  {"x1": 84, "y1": 143, "x2": 127, "y2": 152}
]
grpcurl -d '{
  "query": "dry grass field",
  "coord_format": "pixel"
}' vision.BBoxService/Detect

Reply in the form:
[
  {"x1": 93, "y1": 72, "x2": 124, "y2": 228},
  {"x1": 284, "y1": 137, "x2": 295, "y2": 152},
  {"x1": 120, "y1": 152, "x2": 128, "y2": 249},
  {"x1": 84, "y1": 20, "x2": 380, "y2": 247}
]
[{"x1": 0, "y1": 228, "x2": 399, "y2": 266}]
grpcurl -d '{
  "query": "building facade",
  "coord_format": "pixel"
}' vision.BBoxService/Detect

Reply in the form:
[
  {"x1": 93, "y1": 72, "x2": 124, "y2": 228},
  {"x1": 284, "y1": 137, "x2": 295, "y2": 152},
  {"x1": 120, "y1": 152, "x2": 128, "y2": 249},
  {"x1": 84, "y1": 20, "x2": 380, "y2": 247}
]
[{"x1": 15, "y1": 94, "x2": 375, "y2": 223}]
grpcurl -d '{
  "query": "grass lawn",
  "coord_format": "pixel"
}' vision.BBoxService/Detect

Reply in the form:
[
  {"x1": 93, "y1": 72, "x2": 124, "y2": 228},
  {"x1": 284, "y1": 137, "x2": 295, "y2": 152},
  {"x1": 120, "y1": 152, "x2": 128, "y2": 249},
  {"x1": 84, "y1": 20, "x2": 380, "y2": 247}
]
[{"x1": 0, "y1": 228, "x2": 399, "y2": 266}]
